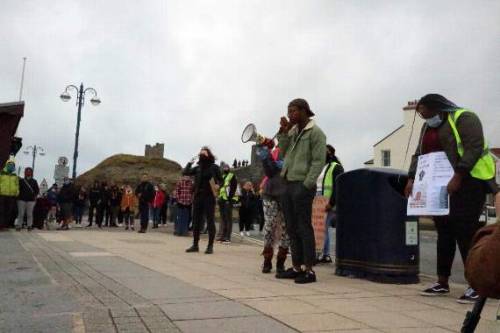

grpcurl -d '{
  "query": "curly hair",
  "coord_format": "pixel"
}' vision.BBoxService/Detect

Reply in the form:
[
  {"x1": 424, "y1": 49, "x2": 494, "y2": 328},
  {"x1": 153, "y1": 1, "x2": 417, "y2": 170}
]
[{"x1": 200, "y1": 146, "x2": 216, "y2": 164}]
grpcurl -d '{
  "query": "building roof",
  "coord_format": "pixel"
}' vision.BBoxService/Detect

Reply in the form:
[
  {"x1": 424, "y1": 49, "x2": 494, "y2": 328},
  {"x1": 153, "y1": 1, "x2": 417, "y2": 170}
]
[{"x1": 373, "y1": 125, "x2": 404, "y2": 147}]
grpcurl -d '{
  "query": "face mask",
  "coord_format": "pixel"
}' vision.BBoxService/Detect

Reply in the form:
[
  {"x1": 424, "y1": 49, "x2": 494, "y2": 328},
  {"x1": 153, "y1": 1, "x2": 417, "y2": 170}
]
[
  {"x1": 6, "y1": 164, "x2": 15, "y2": 173},
  {"x1": 426, "y1": 114, "x2": 442, "y2": 128}
]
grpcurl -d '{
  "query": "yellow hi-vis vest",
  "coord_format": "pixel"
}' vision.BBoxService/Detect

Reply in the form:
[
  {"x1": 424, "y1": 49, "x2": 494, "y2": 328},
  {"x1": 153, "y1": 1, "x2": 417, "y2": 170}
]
[
  {"x1": 219, "y1": 172, "x2": 236, "y2": 201},
  {"x1": 447, "y1": 109, "x2": 496, "y2": 180},
  {"x1": 322, "y1": 162, "x2": 338, "y2": 199}
]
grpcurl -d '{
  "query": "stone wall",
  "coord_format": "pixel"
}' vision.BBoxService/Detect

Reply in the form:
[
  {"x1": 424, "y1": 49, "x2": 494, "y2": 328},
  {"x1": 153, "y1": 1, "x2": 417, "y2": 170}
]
[{"x1": 145, "y1": 143, "x2": 164, "y2": 158}]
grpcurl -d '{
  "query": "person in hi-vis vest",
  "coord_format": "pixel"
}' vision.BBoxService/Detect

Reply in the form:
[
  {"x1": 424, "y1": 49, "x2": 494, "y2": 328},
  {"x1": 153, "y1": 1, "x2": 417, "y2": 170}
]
[
  {"x1": 216, "y1": 163, "x2": 238, "y2": 243},
  {"x1": 315, "y1": 145, "x2": 344, "y2": 264},
  {"x1": 404, "y1": 94, "x2": 497, "y2": 304}
]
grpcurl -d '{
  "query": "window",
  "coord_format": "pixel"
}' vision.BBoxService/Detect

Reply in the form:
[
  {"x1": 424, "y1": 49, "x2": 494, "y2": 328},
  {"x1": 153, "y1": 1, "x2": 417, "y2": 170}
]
[{"x1": 381, "y1": 150, "x2": 391, "y2": 167}]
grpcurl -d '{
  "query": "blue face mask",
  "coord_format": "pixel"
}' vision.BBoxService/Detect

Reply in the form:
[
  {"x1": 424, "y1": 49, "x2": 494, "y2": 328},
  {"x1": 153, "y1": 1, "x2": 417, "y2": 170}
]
[
  {"x1": 5, "y1": 164, "x2": 15, "y2": 173},
  {"x1": 426, "y1": 114, "x2": 442, "y2": 128}
]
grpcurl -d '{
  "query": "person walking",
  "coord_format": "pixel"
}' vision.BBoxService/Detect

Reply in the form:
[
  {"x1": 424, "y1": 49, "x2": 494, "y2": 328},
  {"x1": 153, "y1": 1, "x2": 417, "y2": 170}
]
[
  {"x1": 57, "y1": 177, "x2": 76, "y2": 230},
  {"x1": 120, "y1": 185, "x2": 137, "y2": 230},
  {"x1": 73, "y1": 186, "x2": 87, "y2": 225},
  {"x1": 256, "y1": 145, "x2": 290, "y2": 275},
  {"x1": 315, "y1": 145, "x2": 344, "y2": 264},
  {"x1": 184, "y1": 147, "x2": 223, "y2": 254},
  {"x1": 15, "y1": 167, "x2": 39, "y2": 231},
  {"x1": 175, "y1": 175, "x2": 194, "y2": 236},
  {"x1": 87, "y1": 181, "x2": 101, "y2": 227},
  {"x1": 217, "y1": 163, "x2": 238, "y2": 243},
  {"x1": 404, "y1": 94, "x2": 498, "y2": 303},
  {"x1": 135, "y1": 174, "x2": 155, "y2": 233},
  {"x1": 0, "y1": 159, "x2": 20, "y2": 230},
  {"x1": 152, "y1": 185, "x2": 165, "y2": 229},
  {"x1": 276, "y1": 98, "x2": 326, "y2": 284},
  {"x1": 239, "y1": 181, "x2": 257, "y2": 236}
]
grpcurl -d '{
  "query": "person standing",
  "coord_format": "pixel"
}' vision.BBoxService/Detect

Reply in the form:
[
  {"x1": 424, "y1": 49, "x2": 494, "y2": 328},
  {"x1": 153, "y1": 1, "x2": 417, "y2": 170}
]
[
  {"x1": 175, "y1": 175, "x2": 194, "y2": 236},
  {"x1": 87, "y1": 181, "x2": 101, "y2": 227},
  {"x1": 185, "y1": 147, "x2": 223, "y2": 254},
  {"x1": 257, "y1": 146, "x2": 290, "y2": 275},
  {"x1": 135, "y1": 174, "x2": 155, "y2": 233},
  {"x1": 15, "y1": 167, "x2": 39, "y2": 231},
  {"x1": 404, "y1": 94, "x2": 497, "y2": 303},
  {"x1": 73, "y1": 187, "x2": 87, "y2": 225},
  {"x1": 96, "y1": 182, "x2": 109, "y2": 228},
  {"x1": 315, "y1": 145, "x2": 344, "y2": 264},
  {"x1": 109, "y1": 185, "x2": 121, "y2": 227},
  {"x1": 57, "y1": 177, "x2": 76, "y2": 230},
  {"x1": 152, "y1": 185, "x2": 165, "y2": 228},
  {"x1": 159, "y1": 184, "x2": 169, "y2": 226},
  {"x1": 239, "y1": 182, "x2": 257, "y2": 236},
  {"x1": 217, "y1": 163, "x2": 238, "y2": 243},
  {"x1": 276, "y1": 98, "x2": 326, "y2": 284},
  {"x1": 121, "y1": 185, "x2": 137, "y2": 230},
  {"x1": 46, "y1": 184, "x2": 58, "y2": 224},
  {"x1": 0, "y1": 159, "x2": 20, "y2": 230}
]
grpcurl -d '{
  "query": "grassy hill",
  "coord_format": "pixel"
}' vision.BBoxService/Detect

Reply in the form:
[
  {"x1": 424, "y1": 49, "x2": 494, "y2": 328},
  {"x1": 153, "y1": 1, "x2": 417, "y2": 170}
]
[{"x1": 76, "y1": 154, "x2": 182, "y2": 192}]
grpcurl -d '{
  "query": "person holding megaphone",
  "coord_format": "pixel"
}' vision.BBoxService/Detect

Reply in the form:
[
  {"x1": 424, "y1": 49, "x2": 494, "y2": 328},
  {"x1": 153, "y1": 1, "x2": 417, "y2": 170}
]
[
  {"x1": 275, "y1": 98, "x2": 326, "y2": 284},
  {"x1": 184, "y1": 147, "x2": 223, "y2": 254}
]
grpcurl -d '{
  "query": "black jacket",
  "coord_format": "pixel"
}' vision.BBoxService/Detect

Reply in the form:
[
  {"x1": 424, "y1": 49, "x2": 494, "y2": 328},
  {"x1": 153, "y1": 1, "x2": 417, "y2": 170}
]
[
  {"x1": 239, "y1": 190, "x2": 257, "y2": 214},
  {"x1": 88, "y1": 187, "x2": 101, "y2": 205},
  {"x1": 135, "y1": 181, "x2": 154, "y2": 204},
  {"x1": 18, "y1": 177, "x2": 39, "y2": 201},
  {"x1": 183, "y1": 162, "x2": 223, "y2": 197},
  {"x1": 58, "y1": 183, "x2": 76, "y2": 204}
]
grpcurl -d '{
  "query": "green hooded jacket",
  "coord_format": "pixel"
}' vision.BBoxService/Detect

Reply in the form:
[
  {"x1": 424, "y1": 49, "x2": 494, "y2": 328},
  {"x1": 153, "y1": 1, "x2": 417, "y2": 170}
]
[
  {"x1": 277, "y1": 120, "x2": 327, "y2": 189},
  {"x1": 0, "y1": 161, "x2": 20, "y2": 197}
]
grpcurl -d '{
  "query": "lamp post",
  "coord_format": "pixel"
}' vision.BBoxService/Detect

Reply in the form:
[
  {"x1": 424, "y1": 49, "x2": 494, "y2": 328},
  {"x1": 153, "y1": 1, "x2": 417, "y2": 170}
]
[
  {"x1": 60, "y1": 83, "x2": 101, "y2": 179},
  {"x1": 23, "y1": 145, "x2": 45, "y2": 176}
]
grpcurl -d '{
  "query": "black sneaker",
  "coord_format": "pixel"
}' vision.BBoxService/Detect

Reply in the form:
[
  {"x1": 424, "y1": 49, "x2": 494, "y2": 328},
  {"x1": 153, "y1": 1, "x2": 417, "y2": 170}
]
[
  {"x1": 318, "y1": 255, "x2": 333, "y2": 264},
  {"x1": 420, "y1": 283, "x2": 450, "y2": 296},
  {"x1": 276, "y1": 268, "x2": 303, "y2": 279},
  {"x1": 186, "y1": 245, "x2": 199, "y2": 253},
  {"x1": 295, "y1": 270, "x2": 317, "y2": 284},
  {"x1": 457, "y1": 287, "x2": 479, "y2": 304}
]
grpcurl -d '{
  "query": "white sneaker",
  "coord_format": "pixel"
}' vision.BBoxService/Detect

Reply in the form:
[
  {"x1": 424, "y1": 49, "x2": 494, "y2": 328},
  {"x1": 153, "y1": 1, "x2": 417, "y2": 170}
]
[
  {"x1": 240, "y1": 231, "x2": 244, "y2": 237},
  {"x1": 245, "y1": 231, "x2": 251, "y2": 236}
]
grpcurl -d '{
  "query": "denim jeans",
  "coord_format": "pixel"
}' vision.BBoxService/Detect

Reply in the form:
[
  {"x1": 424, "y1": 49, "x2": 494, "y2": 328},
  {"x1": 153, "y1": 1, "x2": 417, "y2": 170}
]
[
  {"x1": 322, "y1": 210, "x2": 335, "y2": 256},
  {"x1": 175, "y1": 204, "x2": 191, "y2": 235}
]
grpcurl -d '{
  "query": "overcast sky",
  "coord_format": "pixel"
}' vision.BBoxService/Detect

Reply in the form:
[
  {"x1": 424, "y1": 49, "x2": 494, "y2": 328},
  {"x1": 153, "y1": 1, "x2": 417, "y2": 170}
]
[{"x1": 1, "y1": 0, "x2": 499, "y2": 183}]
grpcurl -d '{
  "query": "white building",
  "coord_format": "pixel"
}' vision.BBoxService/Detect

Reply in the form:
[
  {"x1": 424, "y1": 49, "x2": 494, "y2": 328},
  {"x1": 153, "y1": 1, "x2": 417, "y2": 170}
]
[{"x1": 365, "y1": 100, "x2": 425, "y2": 171}]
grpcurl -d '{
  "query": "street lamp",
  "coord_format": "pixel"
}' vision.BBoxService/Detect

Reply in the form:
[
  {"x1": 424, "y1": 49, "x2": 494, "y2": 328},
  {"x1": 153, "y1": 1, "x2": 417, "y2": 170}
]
[
  {"x1": 59, "y1": 83, "x2": 101, "y2": 179},
  {"x1": 23, "y1": 145, "x2": 45, "y2": 176}
]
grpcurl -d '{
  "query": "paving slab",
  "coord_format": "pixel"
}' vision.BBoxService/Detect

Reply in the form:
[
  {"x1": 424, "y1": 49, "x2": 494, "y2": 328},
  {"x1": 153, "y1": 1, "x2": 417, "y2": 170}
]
[
  {"x1": 174, "y1": 315, "x2": 298, "y2": 333},
  {"x1": 160, "y1": 300, "x2": 260, "y2": 320}
]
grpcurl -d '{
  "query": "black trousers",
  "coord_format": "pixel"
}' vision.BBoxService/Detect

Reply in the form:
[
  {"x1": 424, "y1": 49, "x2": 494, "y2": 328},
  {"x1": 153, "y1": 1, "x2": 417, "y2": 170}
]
[
  {"x1": 192, "y1": 195, "x2": 216, "y2": 247},
  {"x1": 219, "y1": 200, "x2": 233, "y2": 240},
  {"x1": 139, "y1": 202, "x2": 150, "y2": 230},
  {"x1": 0, "y1": 195, "x2": 17, "y2": 228},
  {"x1": 239, "y1": 208, "x2": 253, "y2": 232},
  {"x1": 96, "y1": 204, "x2": 107, "y2": 227},
  {"x1": 88, "y1": 203, "x2": 98, "y2": 224},
  {"x1": 433, "y1": 176, "x2": 486, "y2": 278},
  {"x1": 281, "y1": 181, "x2": 316, "y2": 268}
]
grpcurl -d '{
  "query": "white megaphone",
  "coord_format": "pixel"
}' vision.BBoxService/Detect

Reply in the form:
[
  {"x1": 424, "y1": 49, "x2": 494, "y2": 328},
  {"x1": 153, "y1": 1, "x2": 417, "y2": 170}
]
[{"x1": 241, "y1": 123, "x2": 276, "y2": 148}]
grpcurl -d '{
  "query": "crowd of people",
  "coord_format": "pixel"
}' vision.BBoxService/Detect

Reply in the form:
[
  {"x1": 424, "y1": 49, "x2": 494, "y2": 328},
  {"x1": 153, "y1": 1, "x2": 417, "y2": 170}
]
[{"x1": 0, "y1": 95, "x2": 499, "y2": 303}]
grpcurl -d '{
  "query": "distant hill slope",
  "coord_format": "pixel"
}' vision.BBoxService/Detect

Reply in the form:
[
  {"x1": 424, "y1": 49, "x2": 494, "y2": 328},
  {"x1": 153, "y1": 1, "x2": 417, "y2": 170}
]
[{"x1": 76, "y1": 154, "x2": 182, "y2": 191}]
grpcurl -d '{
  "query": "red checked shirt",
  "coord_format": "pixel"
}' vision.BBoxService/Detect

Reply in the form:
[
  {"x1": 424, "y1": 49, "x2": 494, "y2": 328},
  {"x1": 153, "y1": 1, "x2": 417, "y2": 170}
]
[{"x1": 176, "y1": 177, "x2": 194, "y2": 206}]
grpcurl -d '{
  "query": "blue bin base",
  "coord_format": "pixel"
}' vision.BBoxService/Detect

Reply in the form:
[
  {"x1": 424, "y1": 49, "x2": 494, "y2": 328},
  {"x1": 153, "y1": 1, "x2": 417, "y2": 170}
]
[{"x1": 335, "y1": 267, "x2": 419, "y2": 285}]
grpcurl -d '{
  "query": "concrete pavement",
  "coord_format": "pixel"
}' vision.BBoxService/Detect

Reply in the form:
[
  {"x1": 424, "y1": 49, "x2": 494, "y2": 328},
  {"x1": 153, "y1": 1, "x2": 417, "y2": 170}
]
[{"x1": 4, "y1": 225, "x2": 500, "y2": 332}]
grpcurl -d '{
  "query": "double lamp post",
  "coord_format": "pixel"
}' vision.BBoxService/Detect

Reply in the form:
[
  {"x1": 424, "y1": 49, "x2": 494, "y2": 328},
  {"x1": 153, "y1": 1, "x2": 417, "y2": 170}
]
[{"x1": 60, "y1": 83, "x2": 101, "y2": 179}]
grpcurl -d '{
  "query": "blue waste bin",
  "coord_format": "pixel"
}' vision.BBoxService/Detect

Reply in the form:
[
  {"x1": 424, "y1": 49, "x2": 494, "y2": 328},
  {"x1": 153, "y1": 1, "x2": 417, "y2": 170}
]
[{"x1": 335, "y1": 168, "x2": 419, "y2": 284}]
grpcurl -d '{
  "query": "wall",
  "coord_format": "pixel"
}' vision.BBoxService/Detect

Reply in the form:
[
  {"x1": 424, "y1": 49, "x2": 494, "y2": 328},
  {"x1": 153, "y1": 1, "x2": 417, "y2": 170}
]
[{"x1": 145, "y1": 143, "x2": 164, "y2": 158}]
